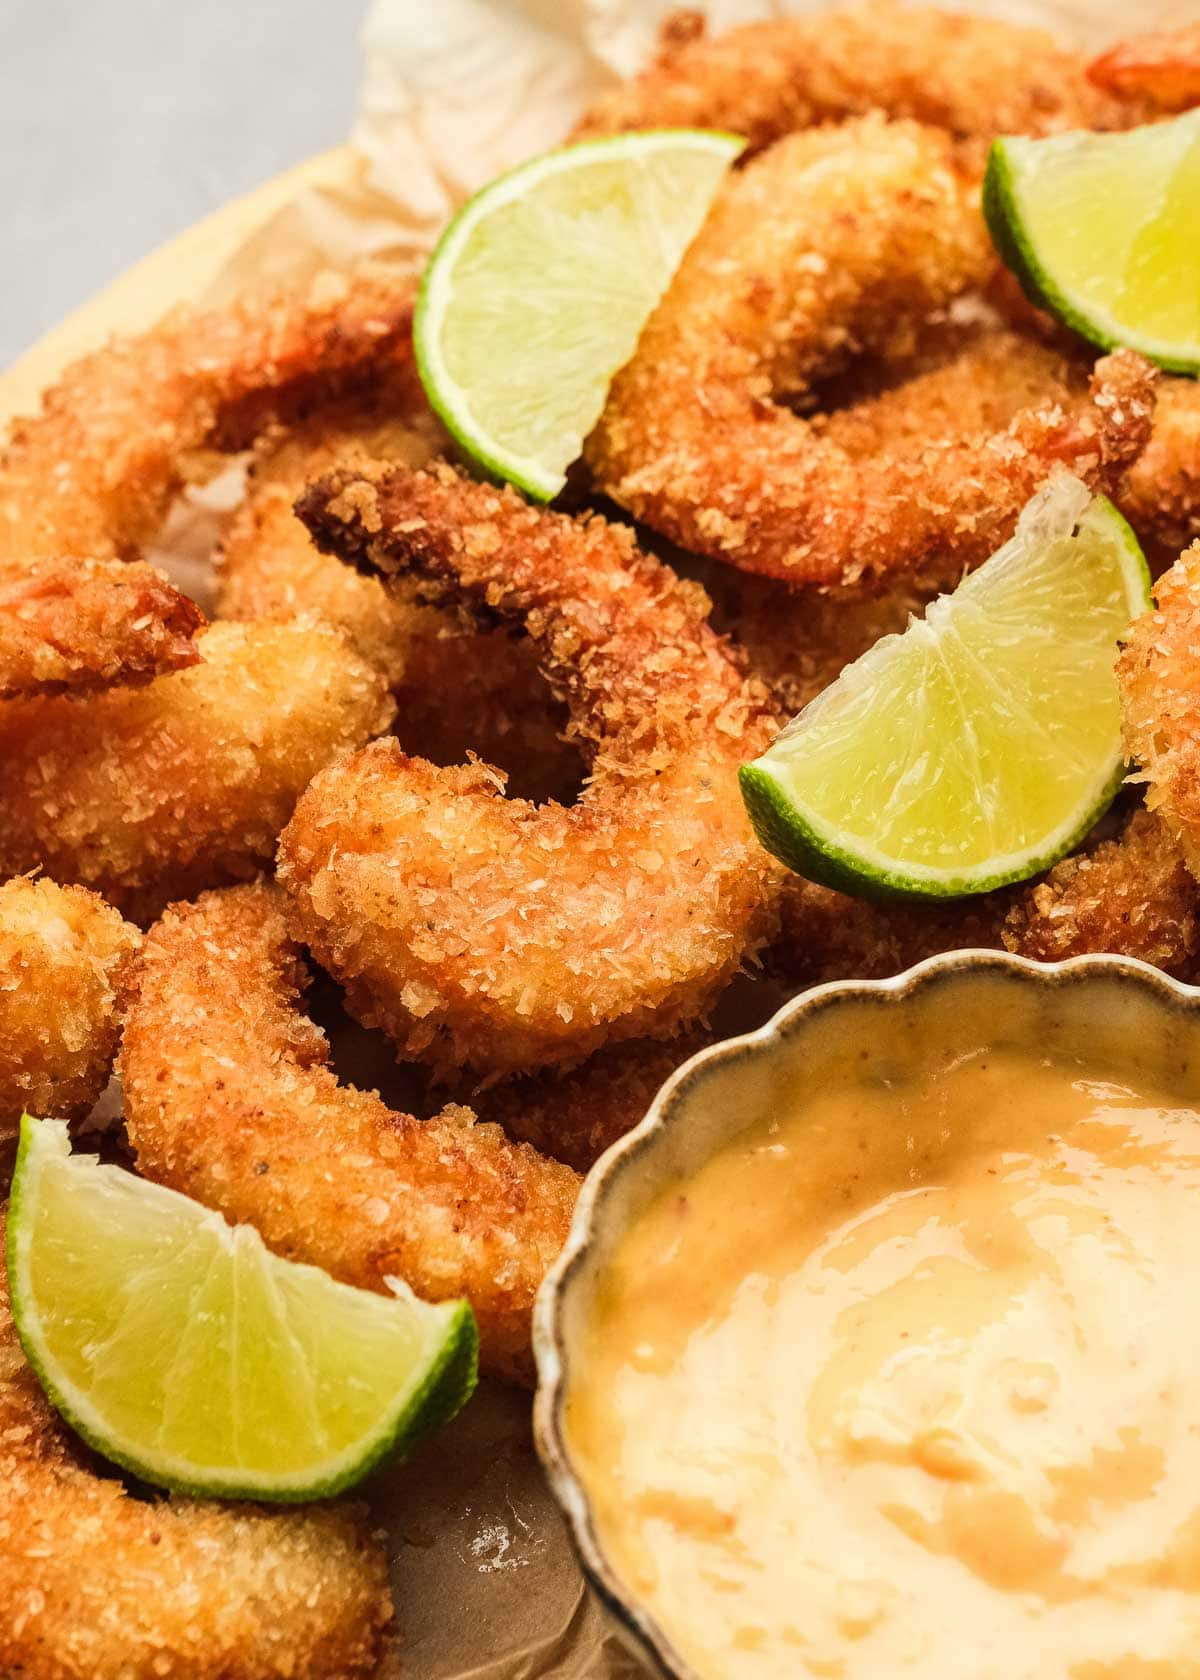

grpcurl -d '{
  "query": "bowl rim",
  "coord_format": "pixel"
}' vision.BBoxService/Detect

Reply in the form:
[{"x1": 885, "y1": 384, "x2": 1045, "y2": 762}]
[{"x1": 531, "y1": 946, "x2": 1200, "y2": 1680}]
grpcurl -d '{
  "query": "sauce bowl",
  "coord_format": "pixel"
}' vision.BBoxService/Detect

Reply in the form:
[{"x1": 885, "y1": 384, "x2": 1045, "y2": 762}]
[{"x1": 532, "y1": 949, "x2": 1200, "y2": 1680}]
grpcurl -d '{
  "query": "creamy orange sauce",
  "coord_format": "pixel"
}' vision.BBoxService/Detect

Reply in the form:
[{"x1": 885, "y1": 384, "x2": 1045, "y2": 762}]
[{"x1": 567, "y1": 1042, "x2": 1200, "y2": 1679}]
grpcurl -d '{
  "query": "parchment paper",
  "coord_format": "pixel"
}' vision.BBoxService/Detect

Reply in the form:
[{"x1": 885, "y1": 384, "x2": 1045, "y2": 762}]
[{"x1": 180, "y1": 1, "x2": 1191, "y2": 1673}]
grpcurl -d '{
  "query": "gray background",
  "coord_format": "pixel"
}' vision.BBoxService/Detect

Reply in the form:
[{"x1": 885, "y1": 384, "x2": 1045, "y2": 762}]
[{"x1": 2, "y1": 0, "x2": 364, "y2": 369}]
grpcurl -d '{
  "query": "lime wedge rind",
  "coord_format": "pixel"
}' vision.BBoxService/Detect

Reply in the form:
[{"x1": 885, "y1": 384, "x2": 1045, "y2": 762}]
[
  {"x1": 739, "y1": 755, "x2": 1128, "y2": 901},
  {"x1": 7, "y1": 1118, "x2": 479, "y2": 1503},
  {"x1": 415, "y1": 129, "x2": 743, "y2": 500},
  {"x1": 740, "y1": 483, "x2": 1151, "y2": 902},
  {"x1": 984, "y1": 113, "x2": 1200, "y2": 376}
]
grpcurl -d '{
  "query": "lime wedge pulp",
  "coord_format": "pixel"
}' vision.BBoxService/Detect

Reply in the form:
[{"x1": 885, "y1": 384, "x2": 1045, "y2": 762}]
[
  {"x1": 415, "y1": 130, "x2": 743, "y2": 499},
  {"x1": 984, "y1": 109, "x2": 1200, "y2": 373},
  {"x1": 7, "y1": 1117, "x2": 478, "y2": 1501},
  {"x1": 739, "y1": 473, "x2": 1151, "y2": 900}
]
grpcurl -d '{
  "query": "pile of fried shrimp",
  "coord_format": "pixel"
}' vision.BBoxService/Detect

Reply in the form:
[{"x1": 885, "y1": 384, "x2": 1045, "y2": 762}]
[{"x1": 2, "y1": 8, "x2": 1200, "y2": 1675}]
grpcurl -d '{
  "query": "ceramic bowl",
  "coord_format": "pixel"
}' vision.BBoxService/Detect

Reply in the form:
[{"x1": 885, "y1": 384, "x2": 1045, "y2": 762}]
[{"x1": 532, "y1": 948, "x2": 1200, "y2": 1680}]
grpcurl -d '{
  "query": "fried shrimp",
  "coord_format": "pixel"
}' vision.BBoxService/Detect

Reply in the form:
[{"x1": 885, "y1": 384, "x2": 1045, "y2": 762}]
[
  {"x1": 704, "y1": 326, "x2": 1089, "y2": 708},
  {"x1": 1000, "y1": 806, "x2": 1200, "y2": 975},
  {"x1": 1088, "y1": 24, "x2": 1200, "y2": 114},
  {"x1": 768, "y1": 874, "x2": 1007, "y2": 988},
  {"x1": 1121, "y1": 541, "x2": 1200, "y2": 879},
  {"x1": 0, "y1": 620, "x2": 393, "y2": 922},
  {"x1": 586, "y1": 117, "x2": 1157, "y2": 588},
  {"x1": 0, "y1": 558, "x2": 204, "y2": 697},
  {"x1": 283, "y1": 462, "x2": 780, "y2": 1078},
  {"x1": 0, "y1": 877, "x2": 139, "y2": 1135},
  {"x1": 0, "y1": 272, "x2": 412, "y2": 697},
  {"x1": 219, "y1": 407, "x2": 577, "y2": 801},
  {"x1": 769, "y1": 803, "x2": 1200, "y2": 987},
  {"x1": 575, "y1": 2, "x2": 1128, "y2": 150},
  {"x1": 0, "y1": 1209, "x2": 392, "y2": 1680},
  {"x1": 480, "y1": 1032, "x2": 710, "y2": 1174},
  {"x1": 0, "y1": 269, "x2": 415, "y2": 566},
  {"x1": 120, "y1": 885, "x2": 580, "y2": 1386},
  {"x1": 1120, "y1": 378, "x2": 1200, "y2": 560}
]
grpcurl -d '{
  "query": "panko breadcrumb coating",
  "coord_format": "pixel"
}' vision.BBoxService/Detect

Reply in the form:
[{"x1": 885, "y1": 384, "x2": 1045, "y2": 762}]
[
  {"x1": 1121, "y1": 542, "x2": 1200, "y2": 879},
  {"x1": 1001, "y1": 806, "x2": 1200, "y2": 975},
  {"x1": 1120, "y1": 379, "x2": 1200, "y2": 561},
  {"x1": 218, "y1": 406, "x2": 576, "y2": 802},
  {"x1": 0, "y1": 558, "x2": 203, "y2": 697},
  {"x1": 0, "y1": 620, "x2": 393, "y2": 922},
  {"x1": 121, "y1": 885, "x2": 580, "y2": 1386},
  {"x1": 481, "y1": 1032, "x2": 711, "y2": 1173},
  {"x1": 284, "y1": 462, "x2": 781, "y2": 1078},
  {"x1": 769, "y1": 873, "x2": 1008, "y2": 987},
  {"x1": 575, "y1": 2, "x2": 1131, "y2": 150},
  {"x1": 769, "y1": 806, "x2": 1200, "y2": 984},
  {"x1": 0, "y1": 1206, "x2": 392, "y2": 1679},
  {"x1": 586, "y1": 116, "x2": 1157, "y2": 587},
  {"x1": 0, "y1": 877, "x2": 139, "y2": 1135}
]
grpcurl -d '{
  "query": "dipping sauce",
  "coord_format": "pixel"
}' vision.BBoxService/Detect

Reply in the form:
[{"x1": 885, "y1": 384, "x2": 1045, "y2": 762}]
[{"x1": 567, "y1": 1042, "x2": 1200, "y2": 1679}]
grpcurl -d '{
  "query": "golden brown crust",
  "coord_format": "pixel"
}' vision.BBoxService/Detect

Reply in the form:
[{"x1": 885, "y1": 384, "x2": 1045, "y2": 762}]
[
  {"x1": 121, "y1": 884, "x2": 580, "y2": 1385},
  {"x1": 1000, "y1": 806, "x2": 1200, "y2": 975},
  {"x1": 283, "y1": 461, "x2": 781, "y2": 1077},
  {"x1": 0, "y1": 558, "x2": 204, "y2": 697},
  {"x1": 576, "y1": 2, "x2": 1129, "y2": 148},
  {"x1": 218, "y1": 404, "x2": 577, "y2": 802},
  {"x1": 0, "y1": 620, "x2": 393, "y2": 922},
  {"x1": 769, "y1": 804, "x2": 1200, "y2": 986},
  {"x1": 481, "y1": 1031, "x2": 711, "y2": 1173},
  {"x1": 1120, "y1": 378, "x2": 1200, "y2": 561},
  {"x1": 0, "y1": 1203, "x2": 392, "y2": 1680},
  {"x1": 1121, "y1": 541, "x2": 1200, "y2": 878},
  {"x1": 0, "y1": 877, "x2": 139, "y2": 1134},
  {"x1": 585, "y1": 117, "x2": 1156, "y2": 587}
]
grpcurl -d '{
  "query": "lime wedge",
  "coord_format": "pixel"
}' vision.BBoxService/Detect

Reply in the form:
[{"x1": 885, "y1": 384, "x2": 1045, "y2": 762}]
[
  {"x1": 7, "y1": 1117, "x2": 477, "y2": 1501},
  {"x1": 984, "y1": 110, "x2": 1200, "y2": 373},
  {"x1": 415, "y1": 130, "x2": 742, "y2": 499},
  {"x1": 739, "y1": 474, "x2": 1151, "y2": 900}
]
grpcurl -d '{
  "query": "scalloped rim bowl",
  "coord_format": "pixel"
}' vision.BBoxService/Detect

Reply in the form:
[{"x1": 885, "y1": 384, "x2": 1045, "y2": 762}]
[{"x1": 532, "y1": 947, "x2": 1200, "y2": 1679}]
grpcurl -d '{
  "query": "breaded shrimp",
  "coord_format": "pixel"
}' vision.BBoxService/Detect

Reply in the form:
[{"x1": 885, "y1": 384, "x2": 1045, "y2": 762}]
[
  {"x1": 0, "y1": 620, "x2": 393, "y2": 922},
  {"x1": 768, "y1": 873, "x2": 1008, "y2": 988},
  {"x1": 0, "y1": 1206, "x2": 392, "y2": 1679},
  {"x1": 0, "y1": 269, "x2": 415, "y2": 566},
  {"x1": 575, "y1": 2, "x2": 1129, "y2": 151},
  {"x1": 0, "y1": 272, "x2": 412, "y2": 694},
  {"x1": 1001, "y1": 806, "x2": 1200, "y2": 975},
  {"x1": 820, "y1": 324, "x2": 1200, "y2": 572},
  {"x1": 708, "y1": 565, "x2": 938, "y2": 717},
  {"x1": 1121, "y1": 542, "x2": 1200, "y2": 879},
  {"x1": 120, "y1": 885, "x2": 580, "y2": 1386},
  {"x1": 1088, "y1": 24, "x2": 1200, "y2": 114},
  {"x1": 0, "y1": 557, "x2": 203, "y2": 697},
  {"x1": 1120, "y1": 378, "x2": 1200, "y2": 560},
  {"x1": 0, "y1": 877, "x2": 139, "y2": 1135},
  {"x1": 703, "y1": 326, "x2": 1084, "y2": 708},
  {"x1": 282, "y1": 462, "x2": 781, "y2": 1078},
  {"x1": 481, "y1": 1032, "x2": 710, "y2": 1173},
  {"x1": 586, "y1": 118, "x2": 1157, "y2": 587},
  {"x1": 769, "y1": 805, "x2": 1200, "y2": 986},
  {"x1": 219, "y1": 407, "x2": 577, "y2": 802}
]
